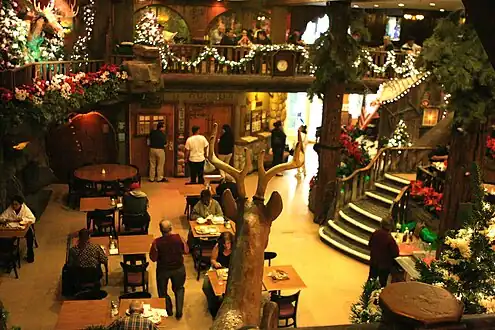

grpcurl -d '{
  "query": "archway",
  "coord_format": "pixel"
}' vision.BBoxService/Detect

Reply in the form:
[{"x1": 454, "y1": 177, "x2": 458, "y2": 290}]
[
  {"x1": 46, "y1": 112, "x2": 118, "y2": 182},
  {"x1": 206, "y1": 9, "x2": 271, "y2": 40},
  {"x1": 134, "y1": 5, "x2": 191, "y2": 43}
]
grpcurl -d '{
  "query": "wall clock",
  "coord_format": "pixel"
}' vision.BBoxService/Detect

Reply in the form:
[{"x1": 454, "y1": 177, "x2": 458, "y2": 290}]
[{"x1": 272, "y1": 50, "x2": 296, "y2": 77}]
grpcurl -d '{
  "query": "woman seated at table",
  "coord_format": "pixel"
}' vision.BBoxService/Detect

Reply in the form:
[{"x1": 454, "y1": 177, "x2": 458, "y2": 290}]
[
  {"x1": 122, "y1": 182, "x2": 150, "y2": 230},
  {"x1": 202, "y1": 232, "x2": 234, "y2": 318},
  {"x1": 191, "y1": 189, "x2": 223, "y2": 220},
  {"x1": 0, "y1": 195, "x2": 36, "y2": 263}
]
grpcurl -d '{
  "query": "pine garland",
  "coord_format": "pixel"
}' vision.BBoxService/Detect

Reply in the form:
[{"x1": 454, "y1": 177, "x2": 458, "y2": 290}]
[{"x1": 350, "y1": 279, "x2": 383, "y2": 324}]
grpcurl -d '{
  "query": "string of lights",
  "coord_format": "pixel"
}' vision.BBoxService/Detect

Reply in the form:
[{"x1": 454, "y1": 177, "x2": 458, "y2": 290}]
[
  {"x1": 354, "y1": 50, "x2": 420, "y2": 77},
  {"x1": 70, "y1": 0, "x2": 95, "y2": 62},
  {"x1": 376, "y1": 71, "x2": 432, "y2": 105}
]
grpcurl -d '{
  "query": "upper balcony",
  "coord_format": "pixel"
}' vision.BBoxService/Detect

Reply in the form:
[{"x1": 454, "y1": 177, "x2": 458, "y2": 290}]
[{"x1": 0, "y1": 45, "x2": 414, "y2": 93}]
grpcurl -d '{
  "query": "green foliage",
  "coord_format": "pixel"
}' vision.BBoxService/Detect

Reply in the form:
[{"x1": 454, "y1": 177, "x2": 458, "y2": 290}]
[
  {"x1": 417, "y1": 163, "x2": 495, "y2": 314},
  {"x1": 418, "y1": 12, "x2": 495, "y2": 127},
  {"x1": 350, "y1": 279, "x2": 383, "y2": 324}
]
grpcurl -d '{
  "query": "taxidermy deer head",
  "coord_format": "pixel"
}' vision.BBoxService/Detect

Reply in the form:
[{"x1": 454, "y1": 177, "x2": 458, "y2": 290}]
[
  {"x1": 28, "y1": 0, "x2": 78, "y2": 37},
  {"x1": 208, "y1": 123, "x2": 304, "y2": 329}
]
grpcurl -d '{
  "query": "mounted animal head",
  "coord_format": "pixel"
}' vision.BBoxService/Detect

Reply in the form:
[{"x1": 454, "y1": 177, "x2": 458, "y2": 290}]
[
  {"x1": 28, "y1": 0, "x2": 78, "y2": 36},
  {"x1": 208, "y1": 123, "x2": 305, "y2": 237}
]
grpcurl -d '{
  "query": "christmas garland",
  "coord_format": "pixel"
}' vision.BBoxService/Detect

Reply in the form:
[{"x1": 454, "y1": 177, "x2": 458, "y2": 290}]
[
  {"x1": 0, "y1": 64, "x2": 128, "y2": 131},
  {"x1": 70, "y1": 0, "x2": 96, "y2": 62},
  {"x1": 350, "y1": 279, "x2": 383, "y2": 324}
]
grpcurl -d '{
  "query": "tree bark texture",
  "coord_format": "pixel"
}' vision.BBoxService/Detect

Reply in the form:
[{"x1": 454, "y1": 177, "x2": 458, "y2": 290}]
[
  {"x1": 314, "y1": 0, "x2": 351, "y2": 224},
  {"x1": 439, "y1": 120, "x2": 488, "y2": 236}
]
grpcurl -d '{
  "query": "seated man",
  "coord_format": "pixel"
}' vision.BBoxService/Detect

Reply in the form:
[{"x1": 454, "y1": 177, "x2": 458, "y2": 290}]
[
  {"x1": 191, "y1": 189, "x2": 223, "y2": 220},
  {"x1": 122, "y1": 182, "x2": 150, "y2": 231},
  {"x1": 0, "y1": 195, "x2": 36, "y2": 263},
  {"x1": 68, "y1": 229, "x2": 108, "y2": 286},
  {"x1": 109, "y1": 300, "x2": 158, "y2": 330},
  {"x1": 215, "y1": 176, "x2": 239, "y2": 203}
]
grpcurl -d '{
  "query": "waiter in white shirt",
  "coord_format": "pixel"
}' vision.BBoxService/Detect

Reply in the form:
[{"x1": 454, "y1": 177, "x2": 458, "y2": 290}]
[
  {"x1": 185, "y1": 125, "x2": 209, "y2": 185},
  {"x1": 0, "y1": 195, "x2": 36, "y2": 263}
]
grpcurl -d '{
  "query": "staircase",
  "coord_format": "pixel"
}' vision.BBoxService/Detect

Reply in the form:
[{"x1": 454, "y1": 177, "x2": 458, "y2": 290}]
[
  {"x1": 319, "y1": 173, "x2": 410, "y2": 262},
  {"x1": 317, "y1": 147, "x2": 433, "y2": 263}
]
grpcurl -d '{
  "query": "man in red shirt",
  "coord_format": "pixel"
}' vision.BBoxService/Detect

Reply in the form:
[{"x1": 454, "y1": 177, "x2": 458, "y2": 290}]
[
  {"x1": 368, "y1": 218, "x2": 399, "y2": 287},
  {"x1": 150, "y1": 220, "x2": 189, "y2": 320}
]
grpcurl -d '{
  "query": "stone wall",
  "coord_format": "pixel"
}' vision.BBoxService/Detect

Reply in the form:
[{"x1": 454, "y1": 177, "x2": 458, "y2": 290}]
[
  {"x1": 269, "y1": 92, "x2": 288, "y2": 127},
  {"x1": 233, "y1": 134, "x2": 270, "y2": 173}
]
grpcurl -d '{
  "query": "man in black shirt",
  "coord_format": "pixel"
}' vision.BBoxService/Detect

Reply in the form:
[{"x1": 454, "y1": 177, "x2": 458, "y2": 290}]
[
  {"x1": 216, "y1": 177, "x2": 239, "y2": 206},
  {"x1": 148, "y1": 122, "x2": 168, "y2": 182}
]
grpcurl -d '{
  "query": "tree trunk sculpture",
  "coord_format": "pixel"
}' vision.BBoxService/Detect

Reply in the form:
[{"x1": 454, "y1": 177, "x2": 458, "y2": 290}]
[{"x1": 207, "y1": 123, "x2": 304, "y2": 330}]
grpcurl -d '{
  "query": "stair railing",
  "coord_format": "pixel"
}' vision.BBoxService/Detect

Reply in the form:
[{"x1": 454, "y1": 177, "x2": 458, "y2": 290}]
[
  {"x1": 333, "y1": 147, "x2": 433, "y2": 219},
  {"x1": 391, "y1": 185, "x2": 411, "y2": 228}
]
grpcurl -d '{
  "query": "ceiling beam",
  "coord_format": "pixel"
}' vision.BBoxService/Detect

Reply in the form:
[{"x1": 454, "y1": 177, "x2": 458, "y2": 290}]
[{"x1": 462, "y1": 0, "x2": 495, "y2": 69}]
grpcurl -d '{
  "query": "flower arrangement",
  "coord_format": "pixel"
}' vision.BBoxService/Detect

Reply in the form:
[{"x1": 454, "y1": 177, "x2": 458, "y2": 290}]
[
  {"x1": 410, "y1": 180, "x2": 443, "y2": 214},
  {"x1": 337, "y1": 126, "x2": 372, "y2": 178},
  {"x1": 0, "y1": 64, "x2": 128, "y2": 130},
  {"x1": 418, "y1": 164, "x2": 495, "y2": 314},
  {"x1": 486, "y1": 136, "x2": 495, "y2": 160},
  {"x1": 350, "y1": 279, "x2": 383, "y2": 324}
]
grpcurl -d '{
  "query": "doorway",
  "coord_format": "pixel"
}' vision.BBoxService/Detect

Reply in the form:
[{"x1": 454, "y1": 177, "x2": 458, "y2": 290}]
[
  {"x1": 129, "y1": 104, "x2": 176, "y2": 177},
  {"x1": 184, "y1": 103, "x2": 233, "y2": 141}
]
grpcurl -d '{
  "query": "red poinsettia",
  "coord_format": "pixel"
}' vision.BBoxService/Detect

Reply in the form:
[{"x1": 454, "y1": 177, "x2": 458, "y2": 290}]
[
  {"x1": 410, "y1": 180, "x2": 444, "y2": 213},
  {"x1": 487, "y1": 136, "x2": 495, "y2": 159}
]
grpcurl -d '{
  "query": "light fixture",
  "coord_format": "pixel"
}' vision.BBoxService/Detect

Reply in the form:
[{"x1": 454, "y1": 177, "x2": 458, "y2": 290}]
[
  {"x1": 429, "y1": 2, "x2": 436, "y2": 6},
  {"x1": 404, "y1": 14, "x2": 413, "y2": 19},
  {"x1": 13, "y1": 142, "x2": 30, "y2": 150},
  {"x1": 398, "y1": 3, "x2": 405, "y2": 7},
  {"x1": 374, "y1": 4, "x2": 379, "y2": 7},
  {"x1": 440, "y1": 8, "x2": 445, "y2": 12},
  {"x1": 416, "y1": 14, "x2": 425, "y2": 20},
  {"x1": 353, "y1": 4, "x2": 359, "y2": 8}
]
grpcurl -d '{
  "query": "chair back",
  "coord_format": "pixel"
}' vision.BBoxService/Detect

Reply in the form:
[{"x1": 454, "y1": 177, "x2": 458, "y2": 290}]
[
  {"x1": 122, "y1": 213, "x2": 149, "y2": 234},
  {"x1": 119, "y1": 291, "x2": 152, "y2": 300},
  {"x1": 121, "y1": 261, "x2": 149, "y2": 283},
  {"x1": 74, "y1": 289, "x2": 108, "y2": 300},
  {"x1": 264, "y1": 251, "x2": 278, "y2": 266},
  {"x1": 271, "y1": 290, "x2": 301, "y2": 318}
]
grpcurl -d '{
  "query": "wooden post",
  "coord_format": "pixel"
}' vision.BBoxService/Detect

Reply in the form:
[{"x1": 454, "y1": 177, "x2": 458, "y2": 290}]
[{"x1": 314, "y1": 0, "x2": 352, "y2": 224}]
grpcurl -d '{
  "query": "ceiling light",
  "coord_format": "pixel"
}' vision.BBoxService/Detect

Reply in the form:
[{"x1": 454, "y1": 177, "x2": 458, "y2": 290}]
[
  {"x1": 353, "y1": 4, "x2": 359, "y2": 8},
  {"x1": 429, "y1": 2, "x2": 436, "y2": 6},
  {"x1": 374, "y1": 4, "x2": 379, "y2": 7},
  {"x1": 440, "y1": 8, "x2": 445, "y2": 12},
  {"x1": 416, "y1": 14, "x2": 425, "y2": 20},
  {"x1": 404, "y1": 14, "x2": 413, "y2": 19},
  {"x1": 398, "y1": 3, "x2": 405, "y2": 7}
]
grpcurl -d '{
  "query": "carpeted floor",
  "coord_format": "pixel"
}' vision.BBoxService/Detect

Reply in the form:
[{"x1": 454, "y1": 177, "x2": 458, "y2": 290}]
[{"x1": 0, "y1": 149, "x2": 368, "y2": 329}]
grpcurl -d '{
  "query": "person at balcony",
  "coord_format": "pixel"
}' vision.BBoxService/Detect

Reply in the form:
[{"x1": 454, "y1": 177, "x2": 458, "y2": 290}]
[
  {"x1": 220, "y1": 28, "x2": 236, "y2": 46},
  {"x1": 211, "y1": 24, "x2": 226, "y2": 45},
  {"x1": 255, "y1": 30, "x2": 272, "y2": 45},
  {"x1": 185, "y1": 126, "x2": 209, "y2": 185},
  {"x1": 191, "y1": 189, "x2": 223, "y2": 220},
  {"x1": 217, "y1": 124, "x2": 234, "y2": 179},
  {"x1": 0, "y1": 195, "x2": 36, "y2": 263},
  {"x1": 382, "y1": 36, "x2": 395, "y2": 52},
  {"x1": 368, "y1": 218, "x2": 399, "y2": 287},
  {"x1": 148, "y1": 121, "x2": 168, "y2": 183},
  {"x1": 237, "y1": 29, "x2": 252, "y2": 47},
  {"x1": 401, "y1": 36, "x2": 422, "y2": 55},
  {"x1": 287, "y1": 30, "x2": 305, "y2": 46},
  {"x1": 150, "y1": 220, "x2": 189, "y2": 320},
  {"x1": 202, "y1": 232, "x2": 235, "y2": 318},
  {"x1": 271, "y1": 121, "x2": 287, "y2": 176}
]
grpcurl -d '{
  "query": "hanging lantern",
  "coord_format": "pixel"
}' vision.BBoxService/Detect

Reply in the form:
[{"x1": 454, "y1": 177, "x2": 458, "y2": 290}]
[{"x1": 422, "y1": 107, "x2": 439, "y2": 127}]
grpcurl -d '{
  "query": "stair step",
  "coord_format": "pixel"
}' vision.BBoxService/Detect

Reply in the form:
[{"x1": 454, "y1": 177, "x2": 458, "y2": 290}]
[
  {"x1": 365, "y1": 191, "x2": 395, "y2": 205},
  {"x1": 385, "y1": 173, "x2": 413, "y2": 185},
  {"x1": 330, "y1": 219, "x2": 371, "y2": 245},
  {"x1": 319, "y1": 226, "x2": 370, "y2": 262},
  {"x1": 340, "y1": 208, "x2": 380, "y2": 233},
  {"x1": 375, "y1": 182, "x2": 402, "y2": 194},
  {"x1": 352, "y1": 199, "x2": 391, "y2": 220}
]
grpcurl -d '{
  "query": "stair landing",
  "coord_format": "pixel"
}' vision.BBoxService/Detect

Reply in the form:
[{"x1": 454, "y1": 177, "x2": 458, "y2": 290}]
[{"x1": 390, "y1": 172, "x2": 416, "y2": 182}]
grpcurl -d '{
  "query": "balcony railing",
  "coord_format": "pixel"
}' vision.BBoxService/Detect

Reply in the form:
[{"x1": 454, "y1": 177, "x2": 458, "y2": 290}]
[{"x1": 0, "y1": 46, "x2": 414, "y2": 91}]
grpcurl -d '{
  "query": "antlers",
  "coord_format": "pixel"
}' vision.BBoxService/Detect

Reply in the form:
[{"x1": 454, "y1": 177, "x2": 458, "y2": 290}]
[
  {"x1": 62, "y1": 0, "x2": 79, "y2": 18},
  {"x1": 31, "y1": 0, "x2": 79, "y2": 19},
  {"x1": 208, "y1": 123, "x2": 305, "y2": 201},
  {"x1": 255, "y1": 129, "x2": 305, "y2": 199},
  {"x1": 208, "y1": 123, "x2": 251, "y2": 199}
]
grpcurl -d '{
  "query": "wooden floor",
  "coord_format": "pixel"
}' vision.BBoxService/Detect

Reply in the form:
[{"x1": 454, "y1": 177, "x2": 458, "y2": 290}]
[{"x1": 0, "y1": 147, "x2": 368, "y2": 329}]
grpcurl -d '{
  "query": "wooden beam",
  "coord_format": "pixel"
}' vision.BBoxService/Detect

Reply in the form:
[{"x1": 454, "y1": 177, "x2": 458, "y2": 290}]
[{"x1": 462, "y1": 0, "x2": 495, "y2": 68}]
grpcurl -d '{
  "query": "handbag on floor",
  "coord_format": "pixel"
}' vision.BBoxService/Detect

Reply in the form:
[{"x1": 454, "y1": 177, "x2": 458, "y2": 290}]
[{"x1": 204, "y1": 159, "x2": 216, "y2": 174}]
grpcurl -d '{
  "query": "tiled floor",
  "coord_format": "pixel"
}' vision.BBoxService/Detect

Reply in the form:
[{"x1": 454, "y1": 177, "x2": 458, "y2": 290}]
[{"x1": 0, "y1": 148, "x2": 368, "y2": 329}]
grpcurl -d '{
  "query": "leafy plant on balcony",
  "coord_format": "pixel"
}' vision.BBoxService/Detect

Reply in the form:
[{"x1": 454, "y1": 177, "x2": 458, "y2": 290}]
[{"x1": 0, "y1": 64, "x2": 128, "y2": 132}]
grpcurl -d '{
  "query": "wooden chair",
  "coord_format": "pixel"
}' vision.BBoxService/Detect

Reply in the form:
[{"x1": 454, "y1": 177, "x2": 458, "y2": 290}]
[
  {"x1": 264, "y1": 251, "x2": 278, "y2": 266},
  {"x1": 89, "y1": 209, "x2": 117, "y2": 237},
  {"x1": 120, "y1": 213, "x2": 149, "y2": 235},
  {"x1": 119, "y1": 291, "x2": 152, "y2": 300},
  {"x1": 192, "y1": 238, "x2": 218, "y2": 280},
  {"x1": 74, "y1": 289, "x2": 108, "y2": 300},
  {"x1": 0, "y1": 238, "x2": 20, "y2": 279},
  {"x1": 120, "y1": 261, "x2": 149, "y2": 293},
  {"x1": 185, "y1": 195, "x2": 200, "y2": 220},
  {"x1": 271, "y1": 291, "x2": 301, "y2": 328}
]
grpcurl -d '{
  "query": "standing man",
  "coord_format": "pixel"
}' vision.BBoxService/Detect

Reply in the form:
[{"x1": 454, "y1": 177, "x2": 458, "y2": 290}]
[
  {"x1": 185, "y1": 126, "x2": 209, "y2": 185},
  {"x1": 148, "y1": 121, "x2": 168, "y2": 183},
  {"x1": 150, "y1": 220, "x2": 188, "y2": 320},
  {"x1": 271, "y1": 120, "x2": 286, "y2": 176},
  {"x1": 368, "y1": 218, "x2": 400, "y2": 287}
]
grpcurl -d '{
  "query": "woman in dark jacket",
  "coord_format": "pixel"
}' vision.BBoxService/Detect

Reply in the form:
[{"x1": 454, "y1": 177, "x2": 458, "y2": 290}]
[
  {"x1": 271, "y1": 120, "x2": 286, "y2": 174},
  {"x1": 218, "y1": 124, "x2": 234, "y2": 180}
]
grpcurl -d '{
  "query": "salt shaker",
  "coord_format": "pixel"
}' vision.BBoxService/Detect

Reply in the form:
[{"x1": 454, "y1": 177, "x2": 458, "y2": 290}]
[{"x1": 111, "y1": 300, "x2": 119, "y2": 317}]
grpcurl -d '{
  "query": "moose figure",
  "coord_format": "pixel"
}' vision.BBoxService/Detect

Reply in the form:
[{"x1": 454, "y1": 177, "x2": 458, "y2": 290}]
[{"x1": 207, "y1": 123, "x2": 305, "y2": 329}]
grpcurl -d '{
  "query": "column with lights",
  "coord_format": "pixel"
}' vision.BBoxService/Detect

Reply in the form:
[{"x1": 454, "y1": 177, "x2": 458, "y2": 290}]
[{"x1": 70, "y1": 0, "x2": 95, "y2": 62}]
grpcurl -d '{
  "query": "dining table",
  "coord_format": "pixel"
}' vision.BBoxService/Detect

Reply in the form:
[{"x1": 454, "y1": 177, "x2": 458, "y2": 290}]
[
  {"x1": 0, "y1": 223, "x2": 31, "y2": 238},
  {"x1": 79, "y1": 196, "x2": 122, "y2": 212},
  {"x1": 262, "y1": 265, "x2": 307, "y2": 292},
  {"x1": 74, "y1": 164, "x2": 137, "y2": 183},
  {"x1": 118, "y1": 234, "x2": 154, "y2": 255},
  {"x1": 55, "y1": 300, "x2": 112, "y2": 329},
  {"x1": 119, "y1": 298, "x2": 168, "y2": 328},
  {"x1": 189, "y1": 219, "x2": 236, "y2": 238}
]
